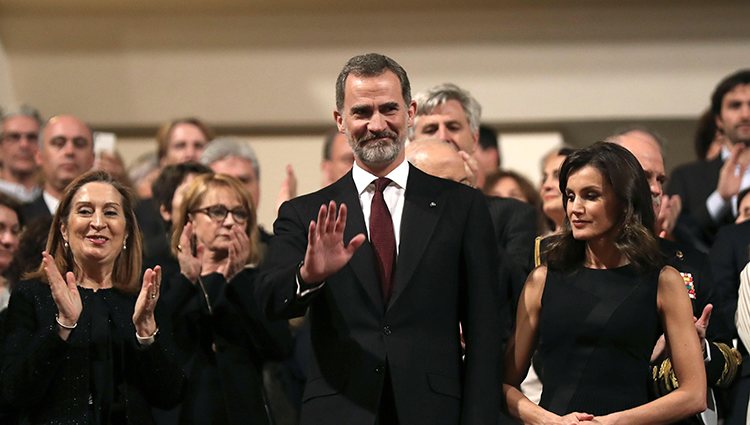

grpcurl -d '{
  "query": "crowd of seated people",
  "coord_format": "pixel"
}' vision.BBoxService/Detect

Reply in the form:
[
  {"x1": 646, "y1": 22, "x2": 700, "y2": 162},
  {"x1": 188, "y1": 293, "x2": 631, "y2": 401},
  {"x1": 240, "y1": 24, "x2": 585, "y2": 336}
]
[{"x1": 0, "y1": 62, "x2": 748, "y2": 425}]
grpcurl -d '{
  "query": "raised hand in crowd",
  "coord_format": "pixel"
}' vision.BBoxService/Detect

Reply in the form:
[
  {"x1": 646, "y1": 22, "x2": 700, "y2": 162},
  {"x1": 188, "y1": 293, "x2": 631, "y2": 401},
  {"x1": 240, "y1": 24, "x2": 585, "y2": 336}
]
[
  {"x1": 717, "y1": 143, "x2": 750, "y2": 201},
  {"x1": 275, "y1": 163, "x2": 298, "y2": 214},
  {"x1": 133, "y1": 265, "x2": 162, "y2": 338},
  {"x1": 299, "y1": 201, "x2": 365, "y2": 284},
  {"x1": 42, "y1": 251, "x2": 81, "y2": 340}
]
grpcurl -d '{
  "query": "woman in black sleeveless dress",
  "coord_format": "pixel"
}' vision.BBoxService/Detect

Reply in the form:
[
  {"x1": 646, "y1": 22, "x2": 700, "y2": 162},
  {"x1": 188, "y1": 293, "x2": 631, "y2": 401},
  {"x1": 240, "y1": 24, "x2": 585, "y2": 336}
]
[{"x1": 503, "y1": 143, "x2": 706, "y2": 424}]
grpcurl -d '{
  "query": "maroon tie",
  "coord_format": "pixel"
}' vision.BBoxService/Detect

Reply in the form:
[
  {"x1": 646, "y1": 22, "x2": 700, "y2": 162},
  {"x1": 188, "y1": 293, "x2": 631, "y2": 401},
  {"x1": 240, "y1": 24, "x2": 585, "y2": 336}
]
[{"x1": 370, "y1": 177, "x2": 396, "y2": 303}]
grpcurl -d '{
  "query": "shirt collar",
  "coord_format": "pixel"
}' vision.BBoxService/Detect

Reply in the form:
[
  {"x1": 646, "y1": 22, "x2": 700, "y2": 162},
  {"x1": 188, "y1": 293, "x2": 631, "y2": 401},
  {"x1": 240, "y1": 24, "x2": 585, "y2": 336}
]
[
  {"x1": 42, "y1": 190, "x2": 60, "y2": 215},
  {"x1": 352, "y1": 157, "x2": 409, "y2": 195},
  {"x1": 721, "y1": 145, "x2": 731, "y2": 161}
]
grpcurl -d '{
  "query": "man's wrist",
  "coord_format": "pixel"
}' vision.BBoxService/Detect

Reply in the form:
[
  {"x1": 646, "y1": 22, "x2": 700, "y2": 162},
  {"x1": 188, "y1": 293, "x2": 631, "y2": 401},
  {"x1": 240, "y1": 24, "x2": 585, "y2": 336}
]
[
  {"x1": 298, "y1": 261, "x2": 322, "y2": 287},
  {"x1": 296, "y1": 261, "x2": 325, "y2": 297}
]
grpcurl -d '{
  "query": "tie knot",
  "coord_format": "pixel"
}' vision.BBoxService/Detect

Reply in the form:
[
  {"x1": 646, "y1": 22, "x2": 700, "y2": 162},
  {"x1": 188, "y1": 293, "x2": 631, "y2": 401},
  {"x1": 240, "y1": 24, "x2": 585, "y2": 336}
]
[{"x1": 374, "y1": 177, "x2": 392, "y2": 193}]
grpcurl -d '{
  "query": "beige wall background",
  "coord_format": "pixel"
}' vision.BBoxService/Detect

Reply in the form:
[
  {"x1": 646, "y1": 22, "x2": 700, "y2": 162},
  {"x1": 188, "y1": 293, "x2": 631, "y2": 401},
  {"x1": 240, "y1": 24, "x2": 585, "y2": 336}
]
[
  {"x1": 1, "y1": 2, "x2": 750, "y2": 228},
  {"x1": 0, "y1": 40, "x2": 15, "y2": 110}
]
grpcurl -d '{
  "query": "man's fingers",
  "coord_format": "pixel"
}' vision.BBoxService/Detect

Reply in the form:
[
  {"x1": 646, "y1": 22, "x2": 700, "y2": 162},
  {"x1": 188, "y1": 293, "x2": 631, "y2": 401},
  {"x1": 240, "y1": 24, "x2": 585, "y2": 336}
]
[
  {"x1": 697, "y1": 303, "x2": 713, "y2": 326},
  {"x1": 325, "y1": 201, "x2": 337, "y2": 233},
  {"x1": 316, "y1": 204, "x2": 327, "y2": 233},
  {"x1": 335, "y1": 202, "x2": 348, "y2": 234},
  {"x1": 671, "y1": 194, "x2": 682, "y2": 210},
  {"x1": 346, "y1": 233, "x2": 367, "y2": 255},
  {"x1": 730, "y1": 143, "x2": 744, "y2": 162}
]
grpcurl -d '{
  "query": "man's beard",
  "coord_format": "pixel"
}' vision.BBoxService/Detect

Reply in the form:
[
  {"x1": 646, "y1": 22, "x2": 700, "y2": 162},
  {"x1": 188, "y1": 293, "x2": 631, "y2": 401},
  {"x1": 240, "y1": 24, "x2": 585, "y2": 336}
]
[
  {"x1": 349, "y1": 130, "x2": 403, "y2": 166},
  {"x1": 726, "y1": 122, "x2": 750, "y2": 146}
]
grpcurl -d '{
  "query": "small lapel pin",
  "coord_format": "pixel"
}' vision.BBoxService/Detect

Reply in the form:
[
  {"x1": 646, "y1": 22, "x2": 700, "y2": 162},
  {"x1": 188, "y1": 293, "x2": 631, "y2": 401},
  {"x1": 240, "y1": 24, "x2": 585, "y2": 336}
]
[{"x1": 429, "y1": 202, "x2": 437, "y2": 208}]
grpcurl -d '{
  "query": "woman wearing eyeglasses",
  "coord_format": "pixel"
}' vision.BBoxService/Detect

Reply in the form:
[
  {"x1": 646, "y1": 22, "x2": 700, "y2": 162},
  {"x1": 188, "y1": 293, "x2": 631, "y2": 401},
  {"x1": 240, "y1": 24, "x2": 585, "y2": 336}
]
[{"x1": 163, "y1": 173, "x2": 291, "y2": 425}]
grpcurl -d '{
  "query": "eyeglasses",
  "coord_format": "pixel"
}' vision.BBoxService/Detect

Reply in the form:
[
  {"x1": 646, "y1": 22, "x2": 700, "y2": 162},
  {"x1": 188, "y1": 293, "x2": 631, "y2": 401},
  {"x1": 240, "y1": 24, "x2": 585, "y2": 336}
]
[
  {"x1": 1, "y1": 132, "x2": 38, "y2": 143},
  {"x1": 191, "y1": 204, "x2": 250, "y2": 224}
]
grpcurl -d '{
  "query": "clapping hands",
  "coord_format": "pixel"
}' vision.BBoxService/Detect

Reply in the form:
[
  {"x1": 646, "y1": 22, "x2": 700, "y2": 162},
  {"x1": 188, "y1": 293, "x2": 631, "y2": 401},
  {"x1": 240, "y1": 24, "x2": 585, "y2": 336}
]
[{"x1": 43, "y1": 251, "x2": 81, "y2": 338}]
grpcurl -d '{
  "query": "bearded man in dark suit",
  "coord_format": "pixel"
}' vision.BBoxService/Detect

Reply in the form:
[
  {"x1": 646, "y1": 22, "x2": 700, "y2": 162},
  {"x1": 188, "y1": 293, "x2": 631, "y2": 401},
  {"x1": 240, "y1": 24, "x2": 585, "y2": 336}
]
[{"x1": 256, "y1": 53, "x2": 504, "y2": 425}]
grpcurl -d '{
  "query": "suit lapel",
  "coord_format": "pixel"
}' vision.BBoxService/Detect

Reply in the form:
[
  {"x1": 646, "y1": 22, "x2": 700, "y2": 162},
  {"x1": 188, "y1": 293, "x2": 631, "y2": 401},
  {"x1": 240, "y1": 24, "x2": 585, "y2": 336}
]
[
  {"x1": 337, "y1": 173, "x2": 384, "y2": 309},
  {"x1": 388, "y1": 165, "x2": 442, "y2": 310}
]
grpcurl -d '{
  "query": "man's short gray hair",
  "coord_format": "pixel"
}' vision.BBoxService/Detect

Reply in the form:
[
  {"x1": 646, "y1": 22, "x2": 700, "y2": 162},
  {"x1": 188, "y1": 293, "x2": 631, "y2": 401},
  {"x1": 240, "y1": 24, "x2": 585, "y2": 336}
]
[
  {"x1": 1, "y1": 105, "x2": 42, "y2": 138},
  {"x1": 411, "y1": 83, "x2": 482, "y2": 138},
  {"x1": 200, "y1": 136, "x2": 260, "y2": 180}
]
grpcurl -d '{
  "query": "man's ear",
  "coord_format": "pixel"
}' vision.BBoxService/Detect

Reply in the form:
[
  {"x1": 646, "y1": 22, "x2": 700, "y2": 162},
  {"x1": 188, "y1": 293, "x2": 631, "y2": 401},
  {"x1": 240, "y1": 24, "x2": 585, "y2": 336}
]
[
  {"x1": 159, "y1": 205, "x2": 172, "y2": 223},
  {"x1": 334, "y1": 110, "x2": 344, "y2": 133},
  {"x1": 407, "y1": 100, "x2": 417, "y2": 128}
]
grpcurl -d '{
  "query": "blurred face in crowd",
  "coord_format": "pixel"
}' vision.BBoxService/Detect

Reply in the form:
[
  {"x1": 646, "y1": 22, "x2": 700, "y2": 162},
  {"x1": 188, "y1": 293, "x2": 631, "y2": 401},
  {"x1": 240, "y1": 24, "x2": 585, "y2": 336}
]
[
  {"x1": 474, "y1": 146, "x2": 500, "y2": 175},
  {"x1": 0, "y1": 204, "x2": 20, "y2": 273},
  {"x1": 489, "y1": 177, "x2": 528, "y2": 203},
  {"x1": 322, "y1": 132, "x2": 355, "y2": 185},
  {"x1": 163, "y1": 123, "x2": 209, "y2": 166},
  {"x1": 413, "y1": 99, "x2": 478, "y2": 155},
  {"x1": 190, "y1": 185, "x2": 249, "y2": 254},
  {"x1": 1, "y1": 115, "x2": 40, "y2": 177},
  {"x1": 335, "y1": 71, "x2": 415, "y2": 171},
  {"x1": 209, "y1": 156, "x2": 260, "y2": 210},
  {"x1": 134, "y1": 167, "x2": 160, "y2": 200},
  {"x1": 37, "y1": 115, "x2": 95, "y2": 195},
  {"x1": 540, "y1": 152, "x2": 567, "y2": 230},
  {"x1": 614, "y1": 131, "x2": 666, "y2": 216},
  {"x1": 717, "y1": 84, "x2": 750, "y2": 146},
  {"x1": 160, "y1": 172, "x2": 199, "y2": 224},
  {"x1": 737, "y1": 193, "x2": 750, "y2": 224}
]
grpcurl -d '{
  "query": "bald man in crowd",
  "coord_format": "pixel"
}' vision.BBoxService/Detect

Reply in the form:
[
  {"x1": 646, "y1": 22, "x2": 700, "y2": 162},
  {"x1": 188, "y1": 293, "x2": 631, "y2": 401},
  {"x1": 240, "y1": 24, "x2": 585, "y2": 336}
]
[
  {"x1": 22, "y1": 115, "x2": 95, "y2": 221},
  {"x1": 609, "y1": 127, "x2": 741, "y2": 425},
  {"x1": 405, "y1": 138, "x2": 536, "y2": 337},
  {"x1": 320, "y1": 129, "x2": 355, "y2": 187}
]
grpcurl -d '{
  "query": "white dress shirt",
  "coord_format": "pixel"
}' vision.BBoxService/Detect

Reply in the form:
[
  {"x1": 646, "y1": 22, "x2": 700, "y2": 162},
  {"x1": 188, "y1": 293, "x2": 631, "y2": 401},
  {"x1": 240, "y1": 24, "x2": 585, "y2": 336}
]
[
  {"x1": 706, "y1": 146, "x2": 750, "y2": 221},
  {"x1": 43, "y1": 190, "x2": 61, "y2": 215},
  {"x1": 351, "y1": 158, "x2": 409, "y2": 256},
  {"x1": 296, "y1": 158, "x2": 410, "y2": 296}
]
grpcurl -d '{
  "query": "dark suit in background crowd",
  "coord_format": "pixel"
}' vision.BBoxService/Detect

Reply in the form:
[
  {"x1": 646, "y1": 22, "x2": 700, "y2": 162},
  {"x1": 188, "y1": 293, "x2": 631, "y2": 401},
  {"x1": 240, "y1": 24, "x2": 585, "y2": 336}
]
[{"x1": 709, "y1": 221, "x2": 750, "y2": 425}]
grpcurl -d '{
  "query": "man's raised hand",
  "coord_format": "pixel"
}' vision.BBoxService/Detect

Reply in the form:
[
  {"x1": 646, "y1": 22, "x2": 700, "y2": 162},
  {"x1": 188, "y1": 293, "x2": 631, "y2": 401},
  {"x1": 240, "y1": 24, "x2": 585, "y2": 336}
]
[{"x1": 299, "y1": 201, "x2": 365, "y2": 284}]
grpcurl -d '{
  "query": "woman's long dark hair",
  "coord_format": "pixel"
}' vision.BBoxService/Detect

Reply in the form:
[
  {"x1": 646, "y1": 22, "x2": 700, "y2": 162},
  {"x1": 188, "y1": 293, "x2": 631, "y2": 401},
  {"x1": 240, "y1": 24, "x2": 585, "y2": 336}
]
[{"x1": 544, "y1": 142, "x2": 664, "y2": 272}]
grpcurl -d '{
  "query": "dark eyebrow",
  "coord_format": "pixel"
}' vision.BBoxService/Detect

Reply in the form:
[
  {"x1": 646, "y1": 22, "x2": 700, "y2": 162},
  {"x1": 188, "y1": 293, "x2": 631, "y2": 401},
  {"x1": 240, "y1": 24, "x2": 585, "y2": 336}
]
[
  {"x1": 380, "y1": 101, "x2": 400, "y2": 110},
  {"x1": 350, "y1": 104, "x2": 372, "y2": 115}
]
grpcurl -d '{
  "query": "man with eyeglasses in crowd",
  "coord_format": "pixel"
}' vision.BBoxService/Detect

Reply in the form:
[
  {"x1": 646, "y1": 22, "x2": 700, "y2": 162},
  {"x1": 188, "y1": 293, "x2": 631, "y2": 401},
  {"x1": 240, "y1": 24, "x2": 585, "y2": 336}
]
[{"x1": 0, "y1": 107, "x2": 42, "y2": 203}]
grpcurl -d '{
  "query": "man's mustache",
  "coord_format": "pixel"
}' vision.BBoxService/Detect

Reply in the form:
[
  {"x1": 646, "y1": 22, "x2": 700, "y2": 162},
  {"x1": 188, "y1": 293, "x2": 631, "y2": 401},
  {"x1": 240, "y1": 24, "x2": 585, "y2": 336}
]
[{"x1": 356, "y1": 130, "x2": 398, "y2": 144}]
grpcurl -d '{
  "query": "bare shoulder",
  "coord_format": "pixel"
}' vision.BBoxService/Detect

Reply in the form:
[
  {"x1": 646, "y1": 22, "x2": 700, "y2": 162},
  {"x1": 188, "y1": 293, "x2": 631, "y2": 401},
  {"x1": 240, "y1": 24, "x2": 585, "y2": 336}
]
[
  {"x1": 524, "y1": 265, "x2": 549, "y2": 294},
  {"x1": 657, "y1": 265, "x2": 685, "y2": 291},
  {"x1": 657, "y1": 265, "x2": 691, "y2": 309}
]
